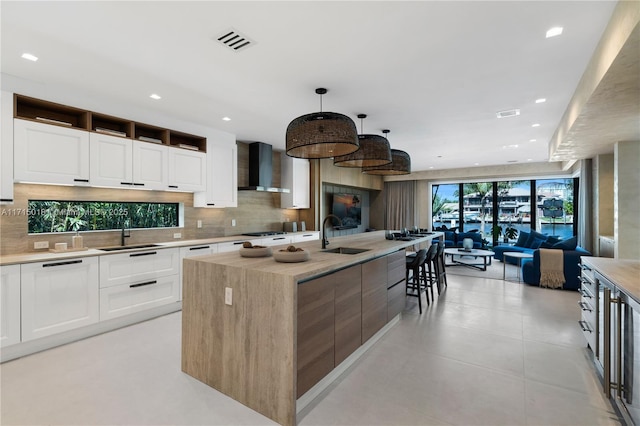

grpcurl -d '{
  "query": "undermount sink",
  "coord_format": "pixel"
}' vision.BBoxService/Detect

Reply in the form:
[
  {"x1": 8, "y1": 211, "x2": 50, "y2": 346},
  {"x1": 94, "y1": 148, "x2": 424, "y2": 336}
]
[
  {"x1": 98, "y1": 244, "x2": 160, "y2": 252},
  {"x1": 323, "y1": 247, "x2": 370, "y2": 255}
]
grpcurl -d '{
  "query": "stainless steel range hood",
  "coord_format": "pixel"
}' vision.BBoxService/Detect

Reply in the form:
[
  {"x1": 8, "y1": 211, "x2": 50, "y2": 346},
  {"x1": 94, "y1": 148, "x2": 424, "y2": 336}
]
[{"x1": 238, "y1": 142, "x2": 290, "y2": 193}]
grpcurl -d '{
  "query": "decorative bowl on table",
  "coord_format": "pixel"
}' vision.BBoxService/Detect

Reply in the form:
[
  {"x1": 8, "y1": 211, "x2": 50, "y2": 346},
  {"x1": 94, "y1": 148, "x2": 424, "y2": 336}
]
[
  {"x1": 273, "y1": 245, "x2": 310, "y2": 263},
  {"x1": 239, "y1": 242, "x2": 272, "y2": 258}
]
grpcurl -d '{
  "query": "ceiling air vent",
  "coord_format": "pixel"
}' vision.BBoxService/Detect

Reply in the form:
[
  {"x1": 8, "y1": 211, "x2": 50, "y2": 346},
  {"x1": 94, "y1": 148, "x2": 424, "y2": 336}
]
[
  {"x1": 496, "y1": 109, "x2": 520, "y2": 119},
  {"x1": 216, "y1": 28, "x2": 255, "y2": 52}
]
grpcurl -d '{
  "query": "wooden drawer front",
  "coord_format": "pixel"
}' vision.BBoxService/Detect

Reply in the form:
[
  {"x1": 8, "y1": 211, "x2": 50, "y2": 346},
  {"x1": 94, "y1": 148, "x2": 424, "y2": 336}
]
[
  {"x1": 387, "y1": 281, "x2": 405, "y2": 321},
  {"x1": 99, "y1": 248, "x2": 179, "y2": 288},
  {"x1": 362, "y1": 256, "x2": 387, "y2": 344},
  {"x1": 335, "y1": 265, "x2": 362, "y2": 366},
  {"x1": 100, "y1": 274, "x2": 179, "y2": 321},
  {"x1": 297, "y1": 275, "x2": 335, "y2": 398},
  {"x1": 387, "y1": 250, "x2": 406, "y2": 288}
]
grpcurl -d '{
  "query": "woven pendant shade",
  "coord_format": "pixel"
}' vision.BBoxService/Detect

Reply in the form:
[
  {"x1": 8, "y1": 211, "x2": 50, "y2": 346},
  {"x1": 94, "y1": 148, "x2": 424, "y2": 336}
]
[
  {"x1": 362, "y1": 149, "x2": 411, "y2": 175},
  {"x1": 334, "y1": 114, "x2": 392, "y2": 167},
  {"x1": 286, "y1": 112, "x2": 359, "y2": 158},
  {"x1": 286, "y1": 88, "x2": 359, "y2": 159},
  {"x1": 333, "y1": 134, "x2": 392, "y2": 167}
]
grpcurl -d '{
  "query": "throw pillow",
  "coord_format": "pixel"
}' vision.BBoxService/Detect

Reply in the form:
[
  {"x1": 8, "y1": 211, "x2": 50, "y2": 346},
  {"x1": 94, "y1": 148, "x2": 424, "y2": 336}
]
[
  {"x1": 539, "y1": 241, "x2": 556, "y2": 249},
  {"x1": 515, "y1": 231, "x2": 529, "y2": 247},
  {"x1": 530, "y1": 237, "x2": 546, "y2": 249},
  {"x1": 552, "y1": 236, "x2": 578, "y2": 250},
  {"x1": 525, "y1": 230, "x2": 547, "y2": 248},
  {"x1": 545, "y1": 236, "x2": 561, "y2": 246}
]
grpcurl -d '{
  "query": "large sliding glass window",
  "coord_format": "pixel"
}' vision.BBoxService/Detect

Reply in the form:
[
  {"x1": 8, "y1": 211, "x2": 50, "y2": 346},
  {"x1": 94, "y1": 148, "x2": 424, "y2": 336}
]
[
  {"x1": 431, "y1": 177, "x2": 577, "y2": 245},
  {"x1": 536, "y1": 178, "x2": 574, "y2": 239},
  {"x1": 431, "y1": 184, "x2": 459, "y2": 230}
]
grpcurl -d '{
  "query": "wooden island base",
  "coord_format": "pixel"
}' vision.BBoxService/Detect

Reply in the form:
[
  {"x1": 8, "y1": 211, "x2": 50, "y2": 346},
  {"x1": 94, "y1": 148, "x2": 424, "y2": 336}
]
[{"x1": 181, "y1": 231, "x2": 442, "y2": 425}]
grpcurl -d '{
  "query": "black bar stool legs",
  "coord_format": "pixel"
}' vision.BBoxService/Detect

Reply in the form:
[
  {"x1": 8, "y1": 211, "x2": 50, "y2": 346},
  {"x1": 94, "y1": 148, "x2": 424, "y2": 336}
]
[{"x1": 406, "y1": 248, "x2": 428, "y2": 314}]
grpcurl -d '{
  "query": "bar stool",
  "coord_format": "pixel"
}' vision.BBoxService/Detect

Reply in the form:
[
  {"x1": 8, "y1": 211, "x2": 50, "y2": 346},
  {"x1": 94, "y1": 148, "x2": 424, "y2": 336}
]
[
  {"x1": 405, "y1": 248, "x2": 428, "y2": 313},
  {"x1": 435, "y1": 241, "x2": 448, "y2": 293}
]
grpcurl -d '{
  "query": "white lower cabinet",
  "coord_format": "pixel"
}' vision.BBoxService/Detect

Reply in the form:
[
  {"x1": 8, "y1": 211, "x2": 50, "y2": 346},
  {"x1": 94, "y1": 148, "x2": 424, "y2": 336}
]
[
  {"x1": 217, "y1": 240, "x2": 246, "y2": 253},
  {"x1": 99, "y1": 248, "x2": 180, "y2": 320},
  {"x1": 292, "y1": 232, "x2": 320, "y2": 243},
  {"x1": 1, "y1": 265, "x2": 21, "y2": 347},
  {"x1": 100, "y1": 274, "x2": 179, "y2": 321},
  {"x1": 257, "y1": 235, "x2": 292, "y2": 247},
  {"x1": 99, "y1": 248, "x2": 179, "y2": 288},
  {"x1": 20, "y1": 257, "x2": 99, "y2": 341}
]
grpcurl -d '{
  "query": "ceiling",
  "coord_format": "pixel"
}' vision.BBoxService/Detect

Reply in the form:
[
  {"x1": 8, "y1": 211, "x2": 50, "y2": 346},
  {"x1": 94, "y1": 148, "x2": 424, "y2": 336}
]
[{"x1": 1, "y1": 1, "x2": 634, "y2": 173}]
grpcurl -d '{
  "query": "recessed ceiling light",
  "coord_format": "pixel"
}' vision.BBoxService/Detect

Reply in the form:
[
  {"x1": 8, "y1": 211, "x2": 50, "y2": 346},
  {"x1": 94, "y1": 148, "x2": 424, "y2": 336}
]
[
  {"x1": 502, "y1": 144, "x2": 519, "y2": 149},
  {"x1": 429, "y1": 166, "x2": 434, "y2": 169},
  {"x1": 527, "y1": 159, "x2": 533, "y2": 162},
  {"x1": 529, "y1": 139, "x2": 537, "y2": 142},
  {"x1": 546, "y1": 27, "x2": 563, "y2": 38},
  {"x1": 21, "y1": 53, "x2": 38, "y2": 61},
  {"x1": 149, "y1": 94, "x2": 161, "y2": 100},
  {"x1": 474, "y1": 162, "x2": 480, "y2": 166},
  {"x1": 535, "y1": 98, "x2": 546, "y2": 104},
  {"x1": 222, "y1": 116, "x2": 231, "y2": 121},
  {"x1": 532, "y1": 123, "x2": 540, "y2": 127}
]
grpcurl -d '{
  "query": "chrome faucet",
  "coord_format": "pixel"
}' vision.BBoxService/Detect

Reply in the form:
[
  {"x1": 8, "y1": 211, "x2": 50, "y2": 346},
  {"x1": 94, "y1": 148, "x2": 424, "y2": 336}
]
[{"x1": 322, "y1": 214, "x2": 343, "y2": 249}]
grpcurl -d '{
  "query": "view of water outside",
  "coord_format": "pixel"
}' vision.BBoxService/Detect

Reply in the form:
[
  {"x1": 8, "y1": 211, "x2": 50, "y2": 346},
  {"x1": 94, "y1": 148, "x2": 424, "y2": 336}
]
[{"x1": 432, "y1": 178, "x2": 575, "y2": 241}]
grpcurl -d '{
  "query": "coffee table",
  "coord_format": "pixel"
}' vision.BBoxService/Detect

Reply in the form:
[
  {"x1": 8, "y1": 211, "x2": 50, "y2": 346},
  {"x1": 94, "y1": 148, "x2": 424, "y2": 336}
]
[
  {"x1": 444, "y1": 248, "x2": 494, "y2": 271},
  {"x1": 502, "y1": 252, "x2": 534, "y2": 281}
]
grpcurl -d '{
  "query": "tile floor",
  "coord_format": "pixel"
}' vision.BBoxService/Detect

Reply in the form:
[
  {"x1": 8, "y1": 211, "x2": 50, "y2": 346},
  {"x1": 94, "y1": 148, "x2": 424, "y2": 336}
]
[{"x1": 0, "y1": 268, "x2": 622, "y2": 425}]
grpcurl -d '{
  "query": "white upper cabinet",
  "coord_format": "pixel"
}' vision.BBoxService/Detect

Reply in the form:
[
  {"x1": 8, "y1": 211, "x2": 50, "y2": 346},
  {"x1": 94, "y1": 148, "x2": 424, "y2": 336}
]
[
  {"x1": 1, "y1": 91, "x2": 14, "y2": 203},
  {"x1": 168, "y1": 148, "x2": 206, "y2": 192},
  {"x1": 194, "y1": 140, "x2": 237, "y2": 208},
  {"x1": 281, "y1": 154, "x2": 310, "y2": 209},
  {"x1": 132, "y1": 141, "x2": 169, "y2": 190},
  {"x1": 89, "y1": 133, "x2": 134, "y2": 187},
  {"x1": 14, "y1": 118, "x2": 90, "y2": 186}
]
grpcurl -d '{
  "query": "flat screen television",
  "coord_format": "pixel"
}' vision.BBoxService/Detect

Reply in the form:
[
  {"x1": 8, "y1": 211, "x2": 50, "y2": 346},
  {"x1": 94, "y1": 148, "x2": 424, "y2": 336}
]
[{"x1": 331, "y1": 193, "x2": 361, "y2": 228}]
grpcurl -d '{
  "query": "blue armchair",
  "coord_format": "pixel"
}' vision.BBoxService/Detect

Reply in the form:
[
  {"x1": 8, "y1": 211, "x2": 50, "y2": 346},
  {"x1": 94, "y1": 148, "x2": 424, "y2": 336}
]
[
  {"x1": 521, "y1": 246, "x2": 591, "y2": 290},
  {"x1": 456, "y1": 232, "x2": 483, "y2": 249}
]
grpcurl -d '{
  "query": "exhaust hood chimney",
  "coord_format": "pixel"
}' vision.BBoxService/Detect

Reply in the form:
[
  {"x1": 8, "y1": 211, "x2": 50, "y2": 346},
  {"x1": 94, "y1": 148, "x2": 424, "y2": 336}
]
[{"x1": 239, "y1": 142, "x2": 290, "y2": 192}]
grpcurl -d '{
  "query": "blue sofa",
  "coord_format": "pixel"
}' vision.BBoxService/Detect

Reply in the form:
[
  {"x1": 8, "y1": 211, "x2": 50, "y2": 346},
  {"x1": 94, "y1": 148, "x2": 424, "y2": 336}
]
[
  {"x1": 441, "y1": 231, "x2": 484, "y2": 249},
  {"x1": 493, "y1": 230, "x2": 558, "y2": 263},
  {"x1": 522, "y1": 246, "x2": 591, "y2": 290}
]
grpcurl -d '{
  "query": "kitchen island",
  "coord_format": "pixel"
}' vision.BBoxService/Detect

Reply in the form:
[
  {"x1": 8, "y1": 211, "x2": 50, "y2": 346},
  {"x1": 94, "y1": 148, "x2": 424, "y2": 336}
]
[{"x1": 181, "y1": 231, "x2": 442, "y2": 425}]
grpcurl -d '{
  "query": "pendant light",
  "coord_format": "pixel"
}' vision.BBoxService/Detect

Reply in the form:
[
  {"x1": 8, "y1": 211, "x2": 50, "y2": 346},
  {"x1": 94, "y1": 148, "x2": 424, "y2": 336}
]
[
  {"x1": 286, "y1": 88, "x2": 359, "y2": 159},
  {"x1": 362, "y1": 130, "x2": 411, "y2": 175},
  {"x1": 333, "y1": 114, "x2": 392, "y2": 168}
]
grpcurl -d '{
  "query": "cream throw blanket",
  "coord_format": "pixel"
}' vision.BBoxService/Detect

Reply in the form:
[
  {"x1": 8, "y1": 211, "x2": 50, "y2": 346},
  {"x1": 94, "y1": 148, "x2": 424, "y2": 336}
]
[{"x1": 539, "y1": 248, "x2": 564, "y2": 289}]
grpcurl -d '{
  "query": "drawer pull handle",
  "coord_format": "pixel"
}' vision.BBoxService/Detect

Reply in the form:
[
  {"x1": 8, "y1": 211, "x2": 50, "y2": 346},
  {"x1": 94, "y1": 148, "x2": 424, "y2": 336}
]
[
  {"x1": 168, "y1": 185, "x2": 178, "y2": 189},
  {"x1": 233, "y1": 241, "x2": 244, "y2": 245},
  {"x1": 273, "y1": 237, "x2": 286, "y2": 240},
  {"x1": 579, "y1": 263, "x2": 592, "y2": 271},
  {"x1": 0, "y1": 198, "x2": 14, "y2": 202},
  {"x1": 579, "y1": 301, "x2": 593, "y2": 312},
  {"x1": 579, "y1": 288, "x2": 593, "y2": 298},
  {"x1": 129, "y1": 251, "x2": 157, "y2": 257},
  {"x1": 133, "y1": 183, "x2": 145, "y2": 186},
  {"x1": 302, "y1": 234, "x2": 312, "y2": 237},
  {"x1": 73, "y1": 178, "x2": 89, "y2": 183},
  {"x1": 120, "y1": 182, "x2": 133, "y2": 186},
  {"x1": 207, "y1": 203, "x2": 216, "y2": 206},
  {"x1": 130, "y1": 280, "x2": 157, "y2": 288},
  {"x1": 189, "y1": 246, "x2": 210, "y2": 251},
  {"x1": 43, "y1": 259, "x2": 83, "y2": 268},
  {"x1": 579, "y1": 320, "x2": 593, "y2": 333}
]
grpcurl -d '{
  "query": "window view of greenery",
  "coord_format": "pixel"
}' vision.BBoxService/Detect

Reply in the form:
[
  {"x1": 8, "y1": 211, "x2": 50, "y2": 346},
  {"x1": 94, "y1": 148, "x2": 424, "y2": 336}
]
[{"x1": 28, "y1": 201, "x2": 179, "y2": 234}]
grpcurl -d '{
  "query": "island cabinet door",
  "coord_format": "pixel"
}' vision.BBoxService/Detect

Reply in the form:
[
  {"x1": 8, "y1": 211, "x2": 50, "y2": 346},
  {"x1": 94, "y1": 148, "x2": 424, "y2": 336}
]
[
  {"x1": 362, "y1": 256, "x2": 388, "y2": 343},
  {"x1": 387, "y1": 250, "x2": 407, "y2": 321},
  {"x1": 297, "y1": 275, "x2": 335, "y2": 398},
  {"x1": 334, "y1": 265, "x2": 362, "y2": 366}
]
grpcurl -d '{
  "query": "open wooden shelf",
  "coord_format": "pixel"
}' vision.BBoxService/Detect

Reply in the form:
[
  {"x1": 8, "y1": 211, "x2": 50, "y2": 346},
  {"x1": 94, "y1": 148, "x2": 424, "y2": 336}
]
[
  {"x1": 15, "y1": 95, "x2": 89, "y2": 130},
  {"x1": 14, "y1": 94, "x2": 205, "y2": 151}
]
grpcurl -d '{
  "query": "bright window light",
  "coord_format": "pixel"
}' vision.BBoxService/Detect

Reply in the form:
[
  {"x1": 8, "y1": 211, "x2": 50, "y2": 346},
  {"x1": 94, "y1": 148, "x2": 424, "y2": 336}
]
[
  {"x1": 546, "y1": 27, "x2": 563, "y2": 38},
  {"x1": 21, "y1": 53, "x2": 38, "y2": 61}
]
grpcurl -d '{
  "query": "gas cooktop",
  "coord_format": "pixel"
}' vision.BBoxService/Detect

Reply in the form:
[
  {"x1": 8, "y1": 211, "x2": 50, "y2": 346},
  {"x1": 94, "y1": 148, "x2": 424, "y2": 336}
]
[{"x1": 242, "y1": 231, "x2": 287, "y2": 237}]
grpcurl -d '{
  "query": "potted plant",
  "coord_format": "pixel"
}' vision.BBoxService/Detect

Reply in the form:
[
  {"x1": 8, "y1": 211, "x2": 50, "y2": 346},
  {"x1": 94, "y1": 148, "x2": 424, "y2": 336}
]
[
  {"x1": 491, "y1": 225, "x2": 502, "y2": 242},
  {"x1": 504, "y1": 226, "x2": 518, "y2": 243}
]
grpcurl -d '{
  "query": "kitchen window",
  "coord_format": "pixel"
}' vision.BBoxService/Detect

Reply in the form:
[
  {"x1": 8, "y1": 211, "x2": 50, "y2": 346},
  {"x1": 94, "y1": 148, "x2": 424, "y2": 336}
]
[{"x1": 27, "y1": 200, "x2": 179, "y2": 234}]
